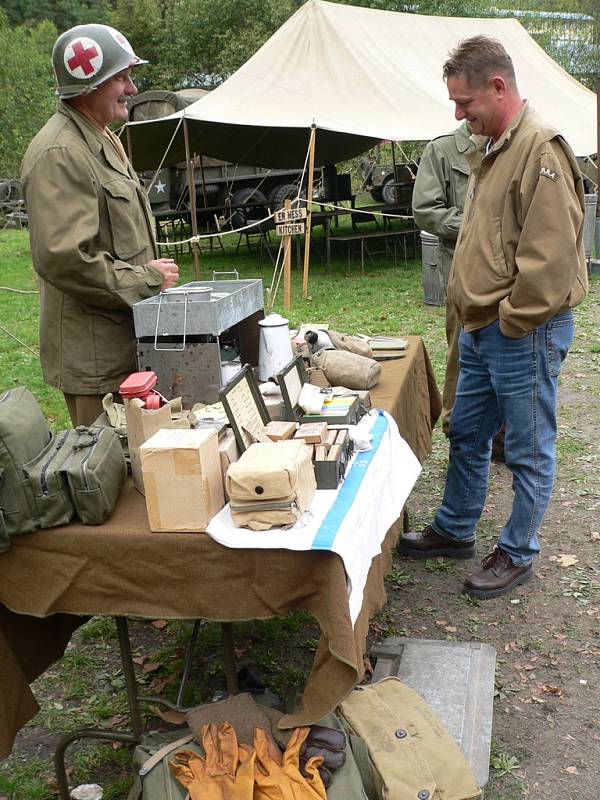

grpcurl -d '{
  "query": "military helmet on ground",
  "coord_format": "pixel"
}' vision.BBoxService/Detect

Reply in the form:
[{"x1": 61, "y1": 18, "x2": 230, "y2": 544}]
[{"x1": 52, "y1": 23, "x2": 148, "y2": 100}]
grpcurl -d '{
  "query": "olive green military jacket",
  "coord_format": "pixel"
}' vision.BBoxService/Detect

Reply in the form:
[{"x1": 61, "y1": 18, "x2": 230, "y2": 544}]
[
  {"x1": 21, "y1": 102, "x2": 163, "y2": 394},
  {"x1": 412, "y1": 122, "x2": 474, "y2": 288},
  {"x1": 449, "y1": 103, "x2": 588, "y2": 339}
]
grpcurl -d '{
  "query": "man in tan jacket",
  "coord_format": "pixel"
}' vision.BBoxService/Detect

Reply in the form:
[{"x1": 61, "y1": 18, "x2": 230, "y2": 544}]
[
  {"x1": 22, "y1": 24, "x2": 179, "y2": 426},
  {"x1": 399, "y1": 36, "x2": 587, "y2": 598}
]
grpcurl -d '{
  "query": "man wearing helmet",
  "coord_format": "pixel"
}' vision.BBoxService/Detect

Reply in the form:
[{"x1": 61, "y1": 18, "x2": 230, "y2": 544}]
[{"x1": 21, "y1": 24, "x2": 179, "y2": 426}]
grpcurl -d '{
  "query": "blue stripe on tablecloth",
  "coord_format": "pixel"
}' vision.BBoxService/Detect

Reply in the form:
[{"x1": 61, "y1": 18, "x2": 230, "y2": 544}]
[{"x1": 311, "y1": 411, "x2": 389, "y2": 550}]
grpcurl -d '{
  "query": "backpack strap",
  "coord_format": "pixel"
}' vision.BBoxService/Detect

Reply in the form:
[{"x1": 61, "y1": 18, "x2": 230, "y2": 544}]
[{"x1": 139, "y1": 732, "x2": 195, "y2": 777}]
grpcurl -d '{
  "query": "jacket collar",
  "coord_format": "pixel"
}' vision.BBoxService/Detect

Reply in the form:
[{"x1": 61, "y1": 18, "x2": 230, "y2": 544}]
[
  {"x1": 453, "y1": 121, "x2": 475, "y2": 154},
  {"x1": 58, "y1": 102, "x2": 130, "y2": 177}
]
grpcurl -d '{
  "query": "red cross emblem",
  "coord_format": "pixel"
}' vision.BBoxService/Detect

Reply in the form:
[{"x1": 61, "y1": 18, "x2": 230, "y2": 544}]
[{"x1": 64, "y1": 37, "x2": 103, "y2": 78}]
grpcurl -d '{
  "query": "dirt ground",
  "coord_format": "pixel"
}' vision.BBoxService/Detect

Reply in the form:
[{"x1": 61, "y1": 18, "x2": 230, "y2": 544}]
[
  {"x1": 3, "y1": 285, "x2": 599, "y2": 800},
  {"x1": 385, "y1": 286, "x2": 600, "y2": 799}
]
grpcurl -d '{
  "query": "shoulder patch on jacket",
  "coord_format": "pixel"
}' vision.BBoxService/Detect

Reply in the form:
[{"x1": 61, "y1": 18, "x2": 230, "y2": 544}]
[{"x1": 539, "y1": 165, "x2": 560, "y2": 182}]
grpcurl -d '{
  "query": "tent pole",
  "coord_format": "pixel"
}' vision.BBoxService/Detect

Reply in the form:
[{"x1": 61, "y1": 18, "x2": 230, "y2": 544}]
[
  {"x1": 302, "y1": 126, "x2": 317, "y2": 299},
  {"x1": 283, "y1": 198, "x2": 292, "y2": 311},
  {"x1": 183, "y1": 118, "x2": 201, "y2": 280},
  {"x1": 198, "y1": 153, "x2": 210, "y2": 237},
  {"x1": 391, "y1": 140, "x2": 399, "y2": 205}
]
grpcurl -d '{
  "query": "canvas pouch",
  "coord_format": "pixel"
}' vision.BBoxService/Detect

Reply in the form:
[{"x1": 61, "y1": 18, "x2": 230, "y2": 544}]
[
  {"x1": 338, "y1": 678, "x2": 481, "y2": 800},
  {"x1": 311, "y1": 349, "x2": 381, "y2": 390},
  {"x1": 226, "y1": 440, "x2": 316, "y2": 531},
  {"x1": 0, "y1": 386, "x2": 53, "y2": 551},
  {"x1": 327, "y1": 330, "x2": 373, "y2": 358},
  {"x1": 63, "y1": 425, "x2": 127, "y2": 524}
]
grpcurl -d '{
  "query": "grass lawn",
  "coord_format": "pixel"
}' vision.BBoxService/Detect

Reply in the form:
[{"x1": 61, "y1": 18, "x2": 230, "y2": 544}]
[{"x1": 0, "y1": 222, "x2": 449, "y2": 426}]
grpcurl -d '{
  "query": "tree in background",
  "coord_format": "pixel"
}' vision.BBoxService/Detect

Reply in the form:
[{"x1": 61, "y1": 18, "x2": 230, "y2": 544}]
[
  {"x1": 0, "y1": 11, "x2": 56, "y2": 176},
  {"x1": 109, "y1": 0, "x2": 163, "y2": 89},
  {"x1": 159, "y1": 0, "x2": 296, "y2": 88},
  {"x1": 0, "y1": 0, "x2": 109, "y2": 29}
]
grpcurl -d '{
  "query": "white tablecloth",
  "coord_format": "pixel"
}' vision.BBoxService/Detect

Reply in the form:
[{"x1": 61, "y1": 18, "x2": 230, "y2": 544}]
[{"x1": 207, "y1": 410, "x2": 421, "y2": 625}]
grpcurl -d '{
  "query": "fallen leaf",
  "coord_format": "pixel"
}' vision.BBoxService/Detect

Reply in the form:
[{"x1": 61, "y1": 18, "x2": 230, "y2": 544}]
[
  {"x1": 149, "y1": 705, "x2": 187, "y2": 724},
  {"x1": 589, "y1": 532, "x2": 600, "y2": 542},
  {"x1": 435, "y1": 619, "x2": 448, "y2": 626},
  {"x1": 541, "y1": 684, "x2": 562, "y2": 696},
  {"x1": 444, "y1": 625, "x2": 457, "y2": 633},
  {"x1": 564, "y1": 766, "x2": 579, "y2": 774},
  {"x1": 106, "y1": 714, "x2": 128, "y2": 729},
  {"x1": 149, "y1": 673, "x2": 178, "y2": 694},
  {"x1": 151, "y1": 619, "x2": 168, "y2": 630},
  {"x1": 557, "y1": 554, "x2": 579, "y2": 567},
  {"x1": 132, "y1": 656, "x2": 146, "y2": 666},
  {"x1": 142, "y1": 661, "x2": 162, "y2": 674}
]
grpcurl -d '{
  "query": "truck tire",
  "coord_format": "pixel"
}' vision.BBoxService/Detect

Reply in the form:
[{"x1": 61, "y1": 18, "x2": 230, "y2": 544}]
[
  {"x1": 381, "y1": 176, "x2": 397, "y2": 205},
  {"x1": 230, "y1": 187, "x2": 267, "y2": 231},
  {"x1": 370, "y1": 186, "x2": 383, "y2": 203},
  {"x1": 267, "y1": 184, "x2": 306, "y2": 212}
]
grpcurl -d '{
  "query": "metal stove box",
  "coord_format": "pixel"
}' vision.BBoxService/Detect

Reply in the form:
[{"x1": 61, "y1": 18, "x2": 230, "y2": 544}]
[
  {"x1": 134, "y1": 280, "x2": 264, "y2": 406},
  {"x1": 133, "y1": 279, "x2": 263, "y2": 338}
]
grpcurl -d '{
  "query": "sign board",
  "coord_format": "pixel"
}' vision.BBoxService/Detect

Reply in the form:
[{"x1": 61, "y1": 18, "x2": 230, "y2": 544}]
[
  {"x1": 274, "y1": 207, "x2": 307, "y2": 224},
  {"x1": 276, "y1": 222, "x2": 305, "y2": 236}
]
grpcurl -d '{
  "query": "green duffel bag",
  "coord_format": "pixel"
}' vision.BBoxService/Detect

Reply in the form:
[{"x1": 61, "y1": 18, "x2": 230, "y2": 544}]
[
  {"x1": 128, "y1": 731, "x2": 200, "y2": 800},
  {"x1": 0, "y1": 386, "x2": 53, "y2": 552},
  {"x1": 25, "y1": 425, "x2": 126, "y2": 528},
  {"x1": 23, "y1": 430, "x2": 76, "y2": 529}
]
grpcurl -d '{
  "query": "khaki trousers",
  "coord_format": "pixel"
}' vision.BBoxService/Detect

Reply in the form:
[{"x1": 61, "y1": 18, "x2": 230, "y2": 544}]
[{"x1": 63, "y1": 393, "x2": 105, "y2": 427}]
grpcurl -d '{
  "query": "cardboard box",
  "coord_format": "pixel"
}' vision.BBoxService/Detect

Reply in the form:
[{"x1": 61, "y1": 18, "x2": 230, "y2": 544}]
[
  {"x1": 218, "y1": 428, "x2": 241, "y2": 499},
  {"x1": 124, "y1": 398, "x2": 173, "y2": 496},
  {"x1": 263, "y1": 421, "x2": 297, "y2": 441},
  {"x1": 140, "y1": 428, "x2": 224, "y2": 531}
]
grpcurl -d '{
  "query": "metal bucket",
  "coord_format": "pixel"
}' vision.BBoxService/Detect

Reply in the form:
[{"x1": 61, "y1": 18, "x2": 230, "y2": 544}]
[
  {"x1": 420, "y1": 231, "x2": 444, "y2": 306},
  {"x1": 583, "y1": 194, "x2": 597, "y2": 261}
]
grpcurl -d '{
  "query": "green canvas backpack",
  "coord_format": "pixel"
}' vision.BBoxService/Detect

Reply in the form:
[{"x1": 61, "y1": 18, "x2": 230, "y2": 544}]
[{"x1": 0, "y1": 387, "x2": 52, "y2": 551}]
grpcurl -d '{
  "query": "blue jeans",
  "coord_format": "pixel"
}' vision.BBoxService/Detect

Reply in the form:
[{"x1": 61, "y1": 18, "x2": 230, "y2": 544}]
[{"x1": 432, "y1": 312, "x2": 574, "y2": 565}]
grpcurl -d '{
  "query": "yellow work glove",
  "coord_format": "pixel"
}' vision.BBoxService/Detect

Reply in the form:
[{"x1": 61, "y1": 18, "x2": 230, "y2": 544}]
[
  {"x1": 253, "y1": 726, "x2": 327, "y2": 800},
  {"x1": 169, "y1": 722, "x2": 255, "y2": 800}
]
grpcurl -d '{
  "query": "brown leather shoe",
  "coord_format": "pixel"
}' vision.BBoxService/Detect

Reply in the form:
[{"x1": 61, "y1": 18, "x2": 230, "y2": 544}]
[
  {"x1": 463, "y1": 547, "x2": 533, "y2": 599},
  {"x1": 397, "y1": 525, "x2": 476, "y2": 559}
]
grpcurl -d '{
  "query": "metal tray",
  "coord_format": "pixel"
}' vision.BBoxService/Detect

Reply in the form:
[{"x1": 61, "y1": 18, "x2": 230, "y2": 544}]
[{"x1": 133, "y1": 279, "x2": 263, "y2": 338}]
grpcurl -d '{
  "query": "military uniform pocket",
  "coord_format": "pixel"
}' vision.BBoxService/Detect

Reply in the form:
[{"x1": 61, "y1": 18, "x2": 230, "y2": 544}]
[{"x1": 103, "y1": 178, "x2": 149, "y2": 261}]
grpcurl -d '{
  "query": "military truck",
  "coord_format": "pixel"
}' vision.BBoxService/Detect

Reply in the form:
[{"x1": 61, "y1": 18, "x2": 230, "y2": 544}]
[
  {"x1": 128, "y1": 89, "x2": 350, "y2": 228},
  {"x1": 0, "y1": 179, "x2": 26, "y2": 227},
  {"x1": 359, "y1": 156, "x2": 415, "y2": 209}
]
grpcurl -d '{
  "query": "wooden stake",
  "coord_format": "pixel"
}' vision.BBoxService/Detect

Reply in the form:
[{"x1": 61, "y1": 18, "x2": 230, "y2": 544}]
[
  {"x1": 302, "y1": 126, "x2": 317, "y2": 299},
  {"x1": 183, "y1": 118, "x2": 201, "y2": 280},
  {"x1": 283, "y1": 198, "x2": 292, "y2": 311}
]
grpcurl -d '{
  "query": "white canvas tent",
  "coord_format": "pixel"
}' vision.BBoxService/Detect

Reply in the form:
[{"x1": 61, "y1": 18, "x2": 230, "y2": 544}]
[{"x1": 126, "y1": 0, "x2": 597, "y2": 170}]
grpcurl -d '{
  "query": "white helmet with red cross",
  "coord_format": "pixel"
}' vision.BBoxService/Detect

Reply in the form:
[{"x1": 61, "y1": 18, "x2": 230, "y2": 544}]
[{"x1": 52, "y1": 23, "x2": 148, "y2": 100}]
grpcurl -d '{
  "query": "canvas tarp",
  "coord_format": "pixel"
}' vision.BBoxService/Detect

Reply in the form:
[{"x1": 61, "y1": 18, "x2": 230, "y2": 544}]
[{"x1": 126, "y1": 0, "x2": 597, "y2": 170}]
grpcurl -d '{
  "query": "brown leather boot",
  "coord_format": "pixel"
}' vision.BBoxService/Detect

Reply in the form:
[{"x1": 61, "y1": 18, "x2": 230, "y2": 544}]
[
  {"x1": 464, "y1": 547, "x2": 533, "y2": 599},
  {"x1": 397, "y1": 525, "x2": 476, "y2": 559}
]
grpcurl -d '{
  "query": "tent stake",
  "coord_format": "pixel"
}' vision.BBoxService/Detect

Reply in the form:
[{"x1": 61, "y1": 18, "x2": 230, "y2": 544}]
[
  {"x1": 183, "y1": 118, "x2": 201, "y2": 279},
  {"x1": 302, "y1": 126, "x2": 317, "y2": 299}
]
